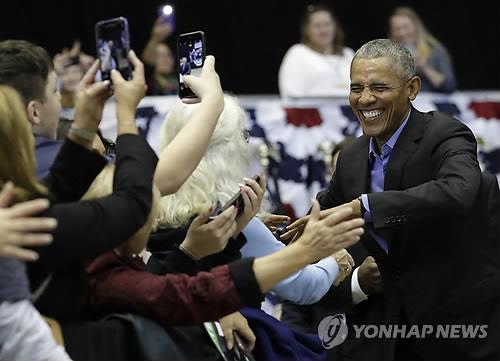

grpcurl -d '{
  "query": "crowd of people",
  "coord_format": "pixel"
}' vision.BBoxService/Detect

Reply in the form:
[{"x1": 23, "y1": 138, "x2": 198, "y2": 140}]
[{"x1": 0, "y1": 3, "x2": 498, "y2": 361}]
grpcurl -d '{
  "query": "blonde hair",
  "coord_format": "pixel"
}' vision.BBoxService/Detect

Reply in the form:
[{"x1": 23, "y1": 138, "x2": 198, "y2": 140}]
[
  {"x1": 82, "y1": 164, "x2": 161, "y2": 231},
  {"x1": 389, "y1": 6, "x2": 446, "y2": 58},
  {"x1": 157, "y1": 94, "x2": 251, "y2": 228},
  {"x1": 0, "y1": 85, "x2": 47, "y2": 203}
]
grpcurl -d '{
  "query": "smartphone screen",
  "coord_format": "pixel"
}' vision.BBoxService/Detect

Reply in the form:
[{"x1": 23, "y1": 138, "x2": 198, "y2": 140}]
[
  {"x1": 177, "y1": 31, "x2": 205, "y2": 99},
  {"x1": 158, "y1": 4, "x2": 175, "y2": 32},
  {"x1": 95, "y1": 17, "x2": 131, "y2": 82}
]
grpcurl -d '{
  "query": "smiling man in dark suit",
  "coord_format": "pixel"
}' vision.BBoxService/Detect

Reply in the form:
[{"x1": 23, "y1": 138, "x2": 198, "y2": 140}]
[{"x1": 287, "y1": 38, "x2": 500, "y2": 360}]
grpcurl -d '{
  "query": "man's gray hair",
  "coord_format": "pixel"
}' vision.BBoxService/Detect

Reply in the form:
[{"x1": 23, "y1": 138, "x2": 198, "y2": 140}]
[{"x1": 353, "y1": 39, "x2": 416, "y2": 81}]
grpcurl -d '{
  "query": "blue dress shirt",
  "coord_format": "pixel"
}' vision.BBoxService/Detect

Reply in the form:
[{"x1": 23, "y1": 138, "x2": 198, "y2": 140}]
[{"x1": 361, "y1": 110, "x2": 411, "y2": 253}]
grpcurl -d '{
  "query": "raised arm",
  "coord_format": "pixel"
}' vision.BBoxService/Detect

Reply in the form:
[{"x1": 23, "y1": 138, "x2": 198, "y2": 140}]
[{"x1": 153, "y1": 56, "x2": 225, "y2": 196}]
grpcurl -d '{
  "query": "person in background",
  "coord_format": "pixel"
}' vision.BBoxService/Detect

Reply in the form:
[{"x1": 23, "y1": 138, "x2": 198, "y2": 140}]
[
  {"x1": 141, "y1": 17, "x2": 178, "y2": 95},
  {"x1": 278, "y1": 3, "x2": 354, "y2": 98},
  {"x1": 0, "y1": 91, "x2": 71, "y2": 361},
  {"x1": 389, "y1": 6, "x2": 456, "y2": 93},
  {"x1": 53, "y1": 41, "x2": 95, "y2": 119}
]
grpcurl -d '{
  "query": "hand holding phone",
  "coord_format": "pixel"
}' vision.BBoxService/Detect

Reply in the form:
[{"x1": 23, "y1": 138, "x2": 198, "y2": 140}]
[
  {"x1": 210, "y1": 176, "x2": 262, "y2": 220},
  {"x1": 95, "y1": 17, "x2": 132, "y2": 82},
  {"x1": 177, "y1": 31, "x2": 206, "y2": 99}
]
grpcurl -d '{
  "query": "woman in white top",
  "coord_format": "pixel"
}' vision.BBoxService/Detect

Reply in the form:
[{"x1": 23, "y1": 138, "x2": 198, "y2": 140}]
[{"x1": 278, "y1": 4, "x2": 354, "y2": 98}]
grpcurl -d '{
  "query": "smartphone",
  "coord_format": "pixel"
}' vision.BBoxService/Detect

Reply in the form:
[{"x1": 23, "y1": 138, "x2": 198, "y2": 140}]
[
  {"x1": 210, "y1": 176, "x2": 261, "y2": 219},
  {"x1": 233, "y1": 332, "x2": 256, "y2": 361},
  {"x1": 95, "y1": 17, "x2": 131, "y2": 82},
  {"x1": 177, "y1": 31, "x2": 206, "y2": 99},
  {"x1": 158, "y1": 3, "x2": 175, "y2": 32}
]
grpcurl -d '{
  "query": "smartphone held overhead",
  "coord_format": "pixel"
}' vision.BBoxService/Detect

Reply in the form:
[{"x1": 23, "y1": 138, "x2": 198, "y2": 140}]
[
  {"x1": 95, "y1": 17, "x2": 132, "y2": 82},
  {"x1": 177, "y1": 31, "x2": 206, "y2": 99}
]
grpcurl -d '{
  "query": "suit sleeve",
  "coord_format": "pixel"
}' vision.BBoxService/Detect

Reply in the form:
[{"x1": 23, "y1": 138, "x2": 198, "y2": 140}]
[
  {"x1": 318, "y1": 152, "x2": 348, "y2": 210},
  {"x1": 32, "y1": 135, "x2": 157, "y2": 271},
  {"x1": 42, "y1": 139, "x2": 107, "y2": 202},
  {"x1": 86, "y1": 252, "x2": 263, "y2": 326},
  {"x1": 368, "y1": 119, "x2": 481, "y2": 229}
]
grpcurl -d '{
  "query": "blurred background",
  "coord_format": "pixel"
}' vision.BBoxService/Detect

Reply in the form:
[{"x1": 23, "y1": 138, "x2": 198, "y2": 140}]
[{"x1": 1, "y1": 0, "x2": 499, "y2": 94}]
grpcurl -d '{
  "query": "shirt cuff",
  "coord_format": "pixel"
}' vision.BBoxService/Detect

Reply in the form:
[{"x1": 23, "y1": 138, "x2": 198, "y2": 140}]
[
  {"x1": 361, "y1": 194, "x2": 372, "y2": 223},
  {"x1": 228, "y1": 258, "x2": 263, "y2": 308},
  {"x1": 351, "y1": 267, "x2": 369, "y2": 305}
]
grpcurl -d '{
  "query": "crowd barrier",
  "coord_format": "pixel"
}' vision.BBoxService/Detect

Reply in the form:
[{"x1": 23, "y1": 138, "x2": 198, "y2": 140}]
[{"x1": 100, "y1": 92, "x2": 500, "y2": 217}]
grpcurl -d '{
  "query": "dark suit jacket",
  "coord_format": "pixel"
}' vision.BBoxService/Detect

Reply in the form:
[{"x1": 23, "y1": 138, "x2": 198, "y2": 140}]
[
  {"x1": 319, "y1": 107, "x2": 500, "y2": 360},
  {"x1": 281, "y1": 241, "x2": 385, "y2": 361}
]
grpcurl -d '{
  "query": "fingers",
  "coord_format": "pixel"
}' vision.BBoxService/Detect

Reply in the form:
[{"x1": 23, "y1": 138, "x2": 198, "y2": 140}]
[
  {"x1": 309, "y1": 199, "x2": 321, "y2": 222},
  {"x1": 243, "y1": 177, "x2": 264, "y2": 199},
  {"x1": 85, "y1": 80, "x2": 112, "y2": 98},
  {"x1": 235, "y1": 325, "x2": 256, "y2": 351},
  {"x1": 335, "y1": 227, "x2": 365, "y2": 248},
  {"x1": 280, "y1": 224, "x2": 304, "y2": 241},
  {"x1": 7, "y1": 232, "x2": 53, "y2": 247},
  {"x1": 0, "y1": 244, "x2": 40, "y2": 262},
  {"x1": 70, "y1": 40, "x2": 81, "y2": 56},
  {"x1": 201, "y1": 55, "x2": 215, "y2": 76},
  {"x1": 286, "y1": 216, "x2": 308, "y2": 231},
  {"x1": 128, "y1": 50, "x2": 145, "y2": 81},
  {"x1": 211, "y1": 205, "x2": 237, "y2": 228},
  {"x1": 321, "y1": 208, "x2": 355, "y2": 227},
  {"x1": 192, "y1": 209, "x2": 212, "y2": 226},
  {"x1": 0, "y1": 182, "x2": 14, "y2": 208},
  {"x1": 9, "y1": 217, "x2": 57, "y2": 233},
  {"x1": 266, "y1": 214, "x2": 290, "y2": 225},
  {"x1": 8, "y1": 198, "x2": 52, "y2": 218},
  {"x1": 81, "y1": 59, "x2": 100, "y2": 86},
  {"x1": 110, "y1": 69, "x2": 125, "y2": 84}
]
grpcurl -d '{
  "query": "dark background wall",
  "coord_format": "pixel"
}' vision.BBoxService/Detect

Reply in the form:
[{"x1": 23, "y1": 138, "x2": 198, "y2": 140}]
[{"x1": 2, "y1": 0, "x2": 499, "y2": 93}]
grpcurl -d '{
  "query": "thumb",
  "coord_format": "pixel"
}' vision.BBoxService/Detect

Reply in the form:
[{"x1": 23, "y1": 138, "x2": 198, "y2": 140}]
[
  {"x1": 182, "y1": 75, "x2": 198, "y2": 91},
  {"x1": 110, "y1": 69, "x2": 124, "y2": 84},
  {"x1": 192, "y1": 209, "x2": 211, "y2": 226},
  {"x1": 310, "y1": 199, "x2": 320, "y2": 222},
  {"x1": 225, "y1": 330, "x2": 234, "y2": 350},
  {"x1": 86, "y1": 80, "x2": 111, "y2": 97}
]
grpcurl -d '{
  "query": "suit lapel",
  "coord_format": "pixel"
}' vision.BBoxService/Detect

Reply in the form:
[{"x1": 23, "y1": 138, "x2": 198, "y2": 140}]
[
  {"x1": 384, "y1": 108, "x2": 426, "y2": 191},
  {"x1": 344, "y1": 135, "x2": 371, "y2": 199}
]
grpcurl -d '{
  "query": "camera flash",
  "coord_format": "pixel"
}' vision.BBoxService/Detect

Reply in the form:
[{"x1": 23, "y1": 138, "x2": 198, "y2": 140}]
[{"x1": 162, "y1": 5, "x2": 174, "y2": 16}]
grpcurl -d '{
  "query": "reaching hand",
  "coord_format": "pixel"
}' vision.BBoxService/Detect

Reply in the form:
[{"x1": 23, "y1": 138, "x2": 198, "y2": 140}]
[
  {"x1": 181, "y1": 55, "x2": 223, "y2": 108},
  {"x1": 73, "y1": 59, "x2": 112, "y2": 134},
  {"x1": 181, "y1": 206, "x2": 238, "y2": 260},
  {"x1": 0, "y1": 182, "x2": 56, "y2": 261},
  {"x1": 280, "y1": 202, "x2": 357, "y2": 242},
  {"x1": 332, "y1": 248, "x2": 355, "y2": 286},
  {"x1": 111, "y1": 50, "x2": 147, "y2": 120},
  {"x1": 218, "y1": 312, "x2": 256, "y2": 351},
  {"x1": 296, "y1": 200, "x2": 364, "y2": 262},
  {"x1": 261, "y1": 213, "x2": 290, "y2": 233},
  {"x1": 234, "y1": 175, "x2": 266, "y2": 237}
]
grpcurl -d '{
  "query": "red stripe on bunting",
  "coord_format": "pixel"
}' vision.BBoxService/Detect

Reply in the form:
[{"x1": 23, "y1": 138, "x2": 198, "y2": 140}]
[
  {"x1": 284, "y1": 108, "x2": 323, "y2": 127},
  {"x1": 469, "y1": 102, "x2": 500, "y2": 120}
]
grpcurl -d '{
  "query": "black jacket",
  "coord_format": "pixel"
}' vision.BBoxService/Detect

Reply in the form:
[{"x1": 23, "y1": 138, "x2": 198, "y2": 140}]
[{"x1": 28, "y1": 135, "x2": 157, "y2": 321}]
